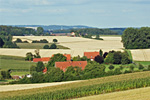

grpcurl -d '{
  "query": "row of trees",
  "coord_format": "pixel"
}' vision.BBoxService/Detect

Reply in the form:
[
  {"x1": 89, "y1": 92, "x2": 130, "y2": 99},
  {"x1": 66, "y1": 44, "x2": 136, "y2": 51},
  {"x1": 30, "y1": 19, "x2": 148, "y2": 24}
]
[
  {"x1": 0, "y1": 35, "x2": 19, "y2": 48},
  {"x1": 71, "y1": 28, "x2": 118, "y2": 37},
  {"x1": 122, "y1": 27, "x2": 150, "y2": 49},
  {"x1": 25, "y1": 49, "x2": 41, "y2": 61},
  {"x1": 0, "y1": 25, "x2": 44, "y2": 36}
]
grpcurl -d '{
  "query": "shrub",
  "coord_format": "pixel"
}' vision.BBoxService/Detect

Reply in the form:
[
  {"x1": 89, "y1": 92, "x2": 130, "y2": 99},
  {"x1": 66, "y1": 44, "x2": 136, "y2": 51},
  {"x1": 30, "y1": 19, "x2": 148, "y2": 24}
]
[
  {"x1": 104, "y1": 53, "x2": 114, "y2": 64},
  {"x1": 43, "y1": 45, "x2": 49, "y2": 49},
  {"x1": 0, "y1": 37, "x2": 4, "y2": 47},
  {"x1": 30, "y1": 72, "x2": 44, "y2": 83},
  {"x1": 36, "y1": 61, "x2": 45, "y2": 72},
  {"x1": 47, "y1": 53, "x2": 67, "y2": 68},
  {"x1": 0, "y1": 70, "x2": 11, "y2": 79},
  {"x1": 94, "y1": 55, "x2": 104, "y2": 64},
  {"x1": 25, "y1": 52, "x2": 33, "y2": 61},
  {"x1": 103, "y1": 52, "x2": 108, "y2": 58},
  {"x1": 129, "y1": 65, "x2": 135, "y2": 72},
  {"x1": 99, "y1": 49, "x2": 103, "y2": 56},
  {"x1": 124, "y1": 70, "x2": 132, "y2": 74},
  {"x1": 44, "y1": 67, "x2": 64, "y2": 82},
  {"x1": 83, "y1": 62, "x2": 106, "y2": 79},
  {"x1": 113, "y1": 51, "x2": 122, "y2": 64},
  {"x1": 15, "y1": 38, "x2": 22, "y2": 43},
  {"x1": 114, "y1": 68, "x2": 121, "y2": 75},
  {"x1": 53, "y1": 39, "x2": 58, "y2": 43},
  {"x1": 119, "y1": 66, "x2": 124, "y2": 70},
  {"x1": 121, "y1": 52, "x2": 131, "y2": 64},
  {"x1": 148, "y1": 65, "x2": 150, "y2": 70},
  {"x1": 109, "y1": 65, "x2": 114, "y2": 70},
  {"x1": 49, "y1": 43, "x2": 57, "y2": 49},
  {"x1": 64, "y1": 66, "x2": 83, "y2": 81},
  {"x1": 3, "y1": 41, "x2": 19, "y2": 48},
  {"x1": 138, "y1": 64, "x2": 144, "y2": 70},
  {"x1": 23, "y1": 41, "x2": 28, "y2": 43},
  {"x1": 30, "y1": 65, "x2": 37, "y2": 74}
]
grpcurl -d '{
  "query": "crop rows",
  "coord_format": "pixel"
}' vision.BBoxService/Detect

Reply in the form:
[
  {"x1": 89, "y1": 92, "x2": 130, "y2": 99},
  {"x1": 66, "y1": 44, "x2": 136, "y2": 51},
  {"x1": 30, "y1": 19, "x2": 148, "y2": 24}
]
[{"x1": 3, "y1": 77, "x2": 150, "y2": 100}]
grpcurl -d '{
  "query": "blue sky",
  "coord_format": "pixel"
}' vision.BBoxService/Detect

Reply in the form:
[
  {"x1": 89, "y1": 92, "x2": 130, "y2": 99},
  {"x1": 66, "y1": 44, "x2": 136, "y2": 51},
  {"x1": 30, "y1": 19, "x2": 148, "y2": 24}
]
[{"x1": 0, "y1": 0, "x2": 150, "y2": 28}]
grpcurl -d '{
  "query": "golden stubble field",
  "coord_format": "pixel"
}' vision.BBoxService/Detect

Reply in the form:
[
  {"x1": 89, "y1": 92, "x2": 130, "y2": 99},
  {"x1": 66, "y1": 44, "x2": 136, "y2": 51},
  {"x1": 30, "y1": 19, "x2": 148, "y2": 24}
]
[
  {"x1": 73, "y1": 87, "x2": 150, "y2": 100},
  {"x1": 0, "y1": 36, "x2": 149, "y2": 61}
]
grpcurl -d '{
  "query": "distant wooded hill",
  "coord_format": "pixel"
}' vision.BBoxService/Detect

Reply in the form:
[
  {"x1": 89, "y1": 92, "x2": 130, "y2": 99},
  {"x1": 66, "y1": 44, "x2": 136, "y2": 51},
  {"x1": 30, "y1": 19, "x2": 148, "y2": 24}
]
[{"x1": 10, "y1": 25, "x2": 126, "y2": 35}]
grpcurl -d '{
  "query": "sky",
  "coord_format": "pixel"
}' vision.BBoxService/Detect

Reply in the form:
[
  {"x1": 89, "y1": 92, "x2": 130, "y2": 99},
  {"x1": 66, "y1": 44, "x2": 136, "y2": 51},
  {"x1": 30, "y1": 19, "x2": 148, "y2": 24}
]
[{"x1": 0, "y1": 0, "x2": 150, "y2": 28}]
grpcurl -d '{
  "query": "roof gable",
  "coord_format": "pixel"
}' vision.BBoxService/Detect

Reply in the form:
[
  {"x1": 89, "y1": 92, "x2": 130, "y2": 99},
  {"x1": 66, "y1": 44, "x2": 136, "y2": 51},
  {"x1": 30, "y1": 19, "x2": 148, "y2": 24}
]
[
  {"x1": 55, "y1": 61, "x2": 87, "y2": 72},
  {"x1": 84, "y1": 52, "x2": 99, "y2": 59}
]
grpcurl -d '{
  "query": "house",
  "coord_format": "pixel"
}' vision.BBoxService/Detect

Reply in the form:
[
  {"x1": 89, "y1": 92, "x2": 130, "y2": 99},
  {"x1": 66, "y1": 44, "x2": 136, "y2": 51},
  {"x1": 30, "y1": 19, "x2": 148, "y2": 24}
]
[
  {"x1": 55, "y1": 61, "x2": 87, "y2": 72},
  {"x1": 12, "y1": 75, "x2": 21, "y2": 80},
  {"x1": 33, "y1": 54, "x2": 71, "y2": 63},
  {"x1": 43, "y1": 67, "x2": 47, "y2": 73},
  {"x1": 33, "y1": 57, "x2": 51, "y2": 63},
  {"x1": 63, "y1": 54, "x2": 71, "y2": 61},
  {"x1": 41, "y1": 57, "x2": 51, "y2": 63},
  {"x1": 84, "y1": 52, "x2": 99, "y2": 61},
  {"x1": 33, "y1": 58, "x2": 42, "y2": 62}
]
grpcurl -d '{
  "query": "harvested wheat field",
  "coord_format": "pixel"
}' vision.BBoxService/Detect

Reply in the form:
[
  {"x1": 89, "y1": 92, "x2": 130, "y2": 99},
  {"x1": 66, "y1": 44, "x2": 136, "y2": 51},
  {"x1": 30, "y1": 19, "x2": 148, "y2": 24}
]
[
  {"x1": 0, "y1": 48, "x2": 123, "y2": 57},
  {"x1": 0, "y1": 36, "x2": 149, "y2": 61},
  {"x1": 73, "y1": 87, "x2": 150, "y2": 100},
  {"x1": 13, "y1": 36, "x2": 123, "y2": 50},
  {"x1": 131, "y1": 49, "x2": 150, "y2": 61}
]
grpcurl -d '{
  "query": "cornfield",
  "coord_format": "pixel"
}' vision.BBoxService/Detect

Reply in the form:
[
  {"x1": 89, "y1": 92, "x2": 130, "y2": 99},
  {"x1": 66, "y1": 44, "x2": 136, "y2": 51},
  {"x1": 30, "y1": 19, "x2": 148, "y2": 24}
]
[{"x1": 2, "y1": 77, "x2": 150, "y2": 100}]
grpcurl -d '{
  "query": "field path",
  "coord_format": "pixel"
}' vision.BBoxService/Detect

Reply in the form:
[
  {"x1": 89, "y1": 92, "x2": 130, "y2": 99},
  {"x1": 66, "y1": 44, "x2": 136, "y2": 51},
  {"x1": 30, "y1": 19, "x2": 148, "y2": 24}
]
[
  {"x1": 73, "y1": 87, "x2": 150, "y2": 100},
  {"x1": 0, "y1": 80, "x2": 80, "y2": 92}
]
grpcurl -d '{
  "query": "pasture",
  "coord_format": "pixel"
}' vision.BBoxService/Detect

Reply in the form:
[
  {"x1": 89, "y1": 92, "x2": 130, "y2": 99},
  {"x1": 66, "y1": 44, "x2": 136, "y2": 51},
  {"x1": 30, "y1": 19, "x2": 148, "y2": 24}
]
[{"x1": 0, "y1": 55, "x2": 35, "y2": 75}]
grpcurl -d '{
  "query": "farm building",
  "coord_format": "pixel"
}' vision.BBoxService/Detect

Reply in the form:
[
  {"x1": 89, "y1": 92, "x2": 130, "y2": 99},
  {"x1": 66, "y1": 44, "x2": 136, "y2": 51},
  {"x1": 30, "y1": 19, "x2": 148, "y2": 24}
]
[
  {"x1": 84, "y1": 52, "x2": 99, "y2": 61},
  {"x1": 43, "y1": 67, "x2": 47, "y2": 73},
  {"x1": 55, "y1": 61, "x2": 87, "y2": 72},
  {"x1": 33, "y1": 54, "x2": 71, "y2": 63},
  {"x1": 33, "y1": 57, "x2": 51, "y2": 63}
]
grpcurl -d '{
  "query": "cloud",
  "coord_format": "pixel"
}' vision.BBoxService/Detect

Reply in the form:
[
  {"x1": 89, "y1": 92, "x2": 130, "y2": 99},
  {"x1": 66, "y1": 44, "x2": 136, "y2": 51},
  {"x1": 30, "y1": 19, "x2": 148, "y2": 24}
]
[
  {"x1": 43, "y1": 9, "x2": 68, "y2": 14},
  {"x1": 0, "y1": 8, "x2": 32, "y2": 13}
]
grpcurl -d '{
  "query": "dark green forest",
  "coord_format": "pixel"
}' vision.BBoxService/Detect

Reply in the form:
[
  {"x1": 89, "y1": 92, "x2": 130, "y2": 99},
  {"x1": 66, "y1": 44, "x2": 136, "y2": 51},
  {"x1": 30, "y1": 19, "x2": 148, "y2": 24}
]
[
  {"x1": 0, "y1": 25, "x2": 37, "y2": 36},
  {"x1": 71, "y1": 28, "x2": 118, "y2": 36},
  {"x1": 122, "y1": 27, "x2": 150, "y2": 49}
]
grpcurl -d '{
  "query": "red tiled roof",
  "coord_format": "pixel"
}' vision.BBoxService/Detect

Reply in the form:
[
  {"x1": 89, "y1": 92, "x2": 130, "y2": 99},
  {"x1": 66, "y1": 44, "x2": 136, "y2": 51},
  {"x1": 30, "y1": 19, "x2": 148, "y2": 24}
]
[
  {"x1": 41, "y1": 57, "x2": 51, "y2": 62},
  {"x1": 12, "y1": 75, "x2": 20, "y2": 79},
  {"x1": 84, "y1": 52, "x2": 99, "y2": 59},
  {"x1": 63, "y1": 54, "x2": 71, "y2": 61},
  {"x1": 33, "y1": 57, "x2": 51, "y2": 62},
  {"x1": 33, "y1": 58, "x2": 42, "y2": 62},
  {"x1": 43, "y1": 67, "x2": 47, "y2": 73},
  {"x1": 55, "y1": 61, "x2": 87, "y2": 72}
]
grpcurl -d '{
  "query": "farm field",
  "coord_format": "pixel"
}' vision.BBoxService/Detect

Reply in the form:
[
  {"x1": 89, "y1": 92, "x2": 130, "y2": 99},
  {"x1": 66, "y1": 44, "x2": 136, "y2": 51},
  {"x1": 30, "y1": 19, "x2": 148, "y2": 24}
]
[
  {"x1": 13, "y1": 36, "x2": 123, "y2": 50},
  {"x1": 0, "y1": 55, "x2": 35, "y2": 75},
  {"x1": 0, "y1": 36, "x2": 149, "y2": 61},
  {"x1": 73, "y1": 87, "x2": 150, "y2": 100},
  {"x1": 0, "y1": 71, "x2": 150, "y2": 99},
  {"x1": 130, "y1": 49, "x2": 150, "y2": 61},
  {"x1": 16, "y1": 43, "x2": 69, "y2": 49}
]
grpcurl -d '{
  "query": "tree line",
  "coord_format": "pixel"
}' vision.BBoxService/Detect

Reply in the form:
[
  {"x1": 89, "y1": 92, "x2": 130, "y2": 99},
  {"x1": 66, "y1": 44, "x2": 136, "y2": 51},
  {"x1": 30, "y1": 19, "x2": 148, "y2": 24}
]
[{"x1": 122, "y1": 27, "x2": 150, "y2": 49}]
